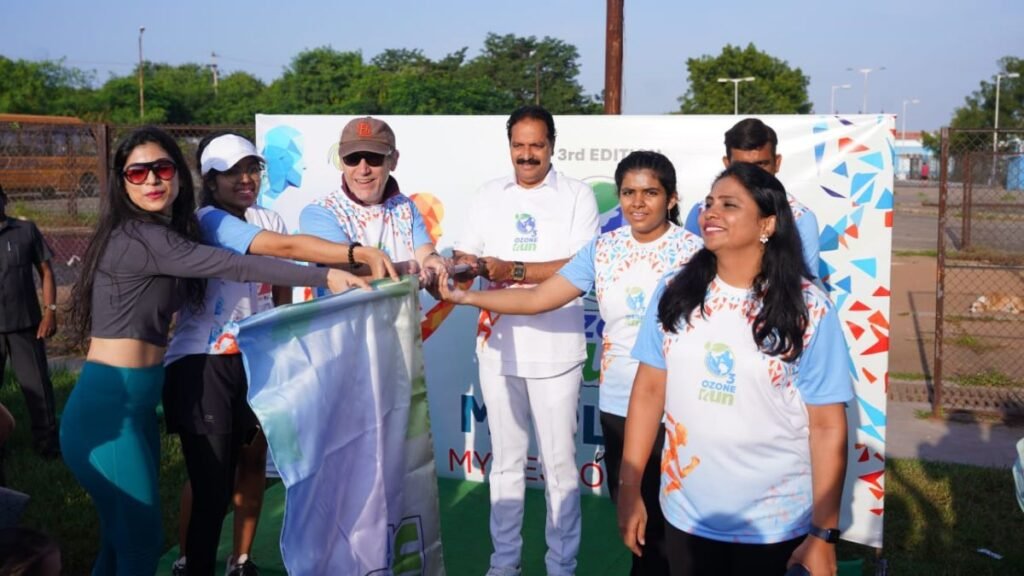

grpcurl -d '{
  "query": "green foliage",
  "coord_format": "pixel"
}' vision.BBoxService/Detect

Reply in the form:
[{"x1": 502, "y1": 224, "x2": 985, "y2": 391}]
[
  {"x1": 678, "y1": 43, "x2": 811, "y2": 115},
  {"x1": 1, "y1": 32, "x2": 601, "y2": 122},
  {"x1": 465, "y1": 33, "x2": 602, "y2": 114},
  {"x1": 950, "y1": 56, "x2": 1024, "y2": 132}
]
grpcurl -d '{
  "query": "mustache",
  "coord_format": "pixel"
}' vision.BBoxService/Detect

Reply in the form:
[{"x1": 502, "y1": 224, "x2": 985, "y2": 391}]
[{"x1": 516, "y1": 158, "x2": 542, "y2": 166}]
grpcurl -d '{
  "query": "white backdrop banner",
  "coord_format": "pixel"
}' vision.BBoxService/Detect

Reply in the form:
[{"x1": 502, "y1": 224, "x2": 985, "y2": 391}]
[{"x1": 256, "y1": 114, "x2": 893, "y2": 548}]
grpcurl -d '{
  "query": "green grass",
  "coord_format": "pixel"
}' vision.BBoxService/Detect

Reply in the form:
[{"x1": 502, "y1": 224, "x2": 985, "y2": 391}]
[
  {"x1": 952, "y1": 369, "x2": 1021, "y2": 388},
  {"x1": 8, "y1": 201, "x2": 98, "y2": 229},
  {"x1": 949, "y1": 333, "x2": 1002, "y2": 353},
  {"x1": 891, "y1": 371, "x2": 929, "y2": 381},
  {"x1": 893, "y1": 249, "x2": 938, "y2": 258},
  {"x1": 4, "y1": 370, "x2": 1024, "y2": 575},
  {"x1": 2, "y1": 368, "x2": 187, "y2": 576}
]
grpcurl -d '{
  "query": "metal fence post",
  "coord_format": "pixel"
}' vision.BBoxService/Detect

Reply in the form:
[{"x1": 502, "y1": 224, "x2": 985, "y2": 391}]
[{"x1": 933, "y1": 127, "x2": 949, "y2": 418}]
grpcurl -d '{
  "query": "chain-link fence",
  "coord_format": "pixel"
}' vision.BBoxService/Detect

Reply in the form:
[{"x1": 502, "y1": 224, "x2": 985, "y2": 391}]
[
  {"x1": 0, "y1": 119, "x2": 251, "y2": 356},
  {"x1": 935, "y1": 127, "x2": 1024, "y2": 415}
]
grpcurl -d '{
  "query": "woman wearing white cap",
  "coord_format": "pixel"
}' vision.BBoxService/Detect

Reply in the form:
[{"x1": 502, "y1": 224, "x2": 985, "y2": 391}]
[{"x1": 164, "y1": 132, "x2": 397, "y2": 576}]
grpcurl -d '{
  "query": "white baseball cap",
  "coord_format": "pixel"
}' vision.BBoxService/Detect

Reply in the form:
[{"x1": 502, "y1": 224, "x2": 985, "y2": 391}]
[{"x1": 200, "y1": 134, "x2": 264, "y2": 176}]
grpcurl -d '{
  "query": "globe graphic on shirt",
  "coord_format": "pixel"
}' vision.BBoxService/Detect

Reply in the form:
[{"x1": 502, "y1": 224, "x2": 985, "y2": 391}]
[{"x1": 703, "y1": 342, "x2": 734, "y2": 377}]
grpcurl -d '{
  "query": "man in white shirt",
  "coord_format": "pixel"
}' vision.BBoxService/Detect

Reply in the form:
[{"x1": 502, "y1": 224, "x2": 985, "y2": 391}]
[{"x1": 453, "y1": 106, "x2": 599, "y2": 576}]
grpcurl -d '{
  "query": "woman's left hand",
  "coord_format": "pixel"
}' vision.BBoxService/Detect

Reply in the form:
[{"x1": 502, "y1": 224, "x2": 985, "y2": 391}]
[{"x1": 787, "y1": 536, "x2": 836, "y2": 576}]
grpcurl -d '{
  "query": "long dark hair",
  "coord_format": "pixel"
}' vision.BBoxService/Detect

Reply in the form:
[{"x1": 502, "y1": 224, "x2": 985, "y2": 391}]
[
  {"x1": 658, "y1": 162, "x2": 811, "y2": 361},
  {"x1": 67, "y1": 126, "x2": 205, "y2": 343},
  {"x1": 614, "y1": 150, "x2": 681, "y2": 225}
]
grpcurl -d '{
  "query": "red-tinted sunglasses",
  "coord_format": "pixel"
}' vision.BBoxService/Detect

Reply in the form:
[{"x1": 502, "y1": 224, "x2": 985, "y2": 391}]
[
  {"x1": 341, "y1": 151, "x2": 389, "y2": 167},
  {"x1": 123, "y1": 160, "x2": 177, "y2": 185}
]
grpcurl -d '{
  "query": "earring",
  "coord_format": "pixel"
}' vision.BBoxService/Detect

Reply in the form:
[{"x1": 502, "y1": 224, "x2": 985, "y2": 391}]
[{"x1": 759, "y1": 234, "x2": 769, "y2": 245}]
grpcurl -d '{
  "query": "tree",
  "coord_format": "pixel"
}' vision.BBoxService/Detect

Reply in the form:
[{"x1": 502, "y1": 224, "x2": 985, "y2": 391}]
[
  {"x1": 465, "y1": 33, "x2": 602, "y2": 114},
  {"x1": 922, "y1": 56, "x2": 1024, "y2": 155},
  {"x1": 0, "y1": 57, "x2": 93, "y2": 116},
  {"x1": 263, "y1": 47, "x2": 375, "y2": 114},
  {"x1": 678, "y1": 43, "x2": 811, "y2": 115}
]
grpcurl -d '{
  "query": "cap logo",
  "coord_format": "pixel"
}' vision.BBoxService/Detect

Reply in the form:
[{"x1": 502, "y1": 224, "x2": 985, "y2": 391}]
[{"x1": 357, "y1": 121, "x2": 372, "y2": 137}]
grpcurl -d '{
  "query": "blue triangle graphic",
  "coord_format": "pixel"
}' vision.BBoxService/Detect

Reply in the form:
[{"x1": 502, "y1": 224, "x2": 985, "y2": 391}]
[
  {"x1": 833, "y1": 162, "x2": 849, "y2": 178},
  {"x1": 876, "y1": 188, "x2": 894, "y2": 210},
  {"x1": 835, "y1": 292, "x2": 848, "y2": 310},
  {"x1": 858, "y1": 397, "x2": 887, "y2": 427},
  {"x1": 852, "y1": 258, "x2": 878, "y2": 278},
  {"x1": 814, "y1": 142, "x2": 825, "y2": 168},
  {"x1": 813, "y1": 122, "x2": 829, "y2": 134},
  {"x1": 852, "y1": 172, "x2": 876, "y2": 196},
  {"x1": 819, "y1": 226, "x2": 840, "y2": 251},
  {"x1": 860, "y1": 152, "x2": 884, "y2": 170},
  {"x1": 854, "y1": 182, "x2": 875, "y2": 206},
  {"x1": 852, "y1": 206, "x2": 865, "y2": 227},
  {"x1": 837, "y1": 276, "x2": 852, "y2": 293},
  {"x1": 860, "y1": 424, "x2": 885, "y2": 443}
]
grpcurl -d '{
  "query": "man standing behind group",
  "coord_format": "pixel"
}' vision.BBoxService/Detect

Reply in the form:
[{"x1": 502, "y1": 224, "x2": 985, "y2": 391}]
[
  {"x1": 0, "y1": 185, "x2": 59, "y2": 460},
  {"x1": 453, "y1": 106, "x2": 599, "y2": 576},
  {"x1": 684, "y1": 118, "x2": 821, "y2": 280},
  {"x1": 300, "y1": 117, "x2": 446, "y2": 289}
]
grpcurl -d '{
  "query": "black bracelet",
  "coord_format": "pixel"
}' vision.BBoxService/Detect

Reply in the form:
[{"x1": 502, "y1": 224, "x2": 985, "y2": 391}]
[{"x1": 348, "y1": 242, "x2": 363, "y2": 269}]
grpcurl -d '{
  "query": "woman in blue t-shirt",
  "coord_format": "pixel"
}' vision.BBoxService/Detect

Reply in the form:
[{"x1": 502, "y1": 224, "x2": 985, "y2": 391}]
[
  {"x1": 438, "y1": 151, "x2": 702, "y2": 575},
  {"x1": 165, "y1": 132, "x2": 404, "y2": 576},
  {"x1": 620, "y1": 162, "x2": 853, "y2": 576}
]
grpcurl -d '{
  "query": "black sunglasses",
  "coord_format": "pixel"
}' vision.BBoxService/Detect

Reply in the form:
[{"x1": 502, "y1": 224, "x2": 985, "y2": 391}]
[
  {"x1": 123, "y1": 160, "x2": 177, "y2": 185},
  {"x1": 341, "y1": 151, "x2": 389, "y2": 167}
]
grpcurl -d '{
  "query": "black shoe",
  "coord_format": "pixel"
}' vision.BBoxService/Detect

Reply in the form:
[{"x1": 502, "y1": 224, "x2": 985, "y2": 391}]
[{"x1": 226, "y1": 559, "x2": 260, "y2": 576}]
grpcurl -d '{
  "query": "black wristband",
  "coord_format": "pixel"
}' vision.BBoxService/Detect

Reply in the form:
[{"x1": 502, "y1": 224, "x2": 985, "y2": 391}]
[{"x1": 348, "y1": 242, "x2": 363, "y2": 269}]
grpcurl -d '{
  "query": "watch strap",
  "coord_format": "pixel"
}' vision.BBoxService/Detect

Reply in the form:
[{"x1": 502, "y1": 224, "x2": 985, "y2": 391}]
[{"x1": 808, "y1": 524, "x2": 840, "y2": 543}]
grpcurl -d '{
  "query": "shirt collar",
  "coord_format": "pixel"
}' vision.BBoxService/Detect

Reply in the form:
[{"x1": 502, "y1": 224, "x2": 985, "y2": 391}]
[{"x1": 503, "y1": 166, "x2": 558, "y2": 191}]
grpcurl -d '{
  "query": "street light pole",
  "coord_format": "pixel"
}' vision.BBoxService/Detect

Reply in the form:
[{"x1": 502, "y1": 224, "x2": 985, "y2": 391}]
[
  {"x1": 848, "y1": 66, "x2": 885, "y2": 113},
  {"x1": 901, "y1": 98, "x2": 920, "y2": 143},
  {"x1": 717, "y1": 76, "x2": 755, "y2": 115},
  {"x1": 993, "y1": 72, "x2": 1019, "y2": 185},
  {"x1": 831, "y1": 83, "x2": 851, "y2": 114},
  {"x1": 138, "y1": 26, "x2": 145, "y2": 121}
]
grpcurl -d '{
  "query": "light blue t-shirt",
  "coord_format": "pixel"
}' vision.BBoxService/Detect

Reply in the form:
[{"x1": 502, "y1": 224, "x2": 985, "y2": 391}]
[
  {"x1": 632, "y1": 275, "x2": 853, "y2": 544},
  {"x1": 557, "y1": 224, "x2": 702, "y2": 416}
]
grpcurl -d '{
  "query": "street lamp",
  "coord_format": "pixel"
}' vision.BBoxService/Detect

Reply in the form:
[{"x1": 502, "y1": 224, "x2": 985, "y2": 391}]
[
  {"x1": 994, "y1": 72, "x2": 1020, "y2": 153},
  {"x1": 901, "y1": 98, "x2": 920, "y2": 143},
  {"x1": 847, "y1": 66, "x2": 885, "y2": 113},
  {"x1": 717, "y1": 76, "x2": 755, "y2": 115},
  {"x1": 830, "y1": 83, "x2": 852, "y2": 114},
  {"x1": 138, "y1": 26, "x2": 145, "y2": 121}
]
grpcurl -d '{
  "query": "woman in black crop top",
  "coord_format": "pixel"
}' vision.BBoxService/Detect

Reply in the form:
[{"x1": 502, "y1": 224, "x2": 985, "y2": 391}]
[{"x1": 59, "y1": 127, "x2": 365, "y2": 576}]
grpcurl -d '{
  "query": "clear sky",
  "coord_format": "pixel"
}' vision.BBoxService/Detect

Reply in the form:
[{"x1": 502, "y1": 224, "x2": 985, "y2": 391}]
[{"x1": 2, "y1": 0, "x2": 1021, "y2": 131}]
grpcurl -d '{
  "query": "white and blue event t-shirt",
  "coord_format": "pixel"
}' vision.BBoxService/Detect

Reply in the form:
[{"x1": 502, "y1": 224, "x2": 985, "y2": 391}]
[
  {"x1": 164, "y1": 205, "x2": 287, "y2": 364},
  {"x1": 454, "y1": 168, "x2": 599, "y2": 378},
  {"x1": 558, "y1": 224, "x2": 702, "y2": 416},
  {"x1": 631, "y1": 276, "x2": 853, "y2": 544},
  {"x1": 684, "y1": 194, "x2": 821, "y2": 282}
]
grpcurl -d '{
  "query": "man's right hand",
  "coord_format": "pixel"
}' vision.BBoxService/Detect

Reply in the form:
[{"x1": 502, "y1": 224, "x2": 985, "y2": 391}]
[
  {"x1": 353, "y1": 245, "x2": 399, "y2": 281},
  {"x1": 451, "y1": 252, "x2": 481, "y2": 282}
]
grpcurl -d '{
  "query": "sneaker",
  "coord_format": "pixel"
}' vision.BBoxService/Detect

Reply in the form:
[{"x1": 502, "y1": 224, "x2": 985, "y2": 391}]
[
  {"x1": 226, "y1": 559, "x2": 260, "y2": 576},
  {"x1": 171, "y1": 556, "x2": 188, "y2": 576}
]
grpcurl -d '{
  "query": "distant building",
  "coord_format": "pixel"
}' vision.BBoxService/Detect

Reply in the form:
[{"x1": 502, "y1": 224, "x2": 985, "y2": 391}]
[{"x1": 895, "y1": 130, "x2": 936, "y2": 181}]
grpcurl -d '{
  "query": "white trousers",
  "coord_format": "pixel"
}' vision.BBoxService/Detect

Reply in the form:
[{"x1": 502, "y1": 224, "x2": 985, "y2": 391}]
[{"x1": 479, "y1": 362, "x2": 583, "y2": 576}]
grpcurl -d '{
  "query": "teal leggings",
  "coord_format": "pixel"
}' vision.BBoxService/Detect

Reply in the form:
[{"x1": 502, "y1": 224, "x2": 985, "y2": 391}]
[{"x1": 60, "y1": 361, "x2": 165, "y2": 576}]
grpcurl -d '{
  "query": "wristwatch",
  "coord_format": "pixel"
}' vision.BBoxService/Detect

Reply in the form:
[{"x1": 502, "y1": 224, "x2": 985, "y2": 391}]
[
  {"x1": 511, "y1": 261, "x2": 526, "y2": 282},
  {"x1": 46, "y1": 304, "x2": 57, "y2": 312},
  {"x1": 808, "y1": 524, "x2": 841, "y2": 543}
]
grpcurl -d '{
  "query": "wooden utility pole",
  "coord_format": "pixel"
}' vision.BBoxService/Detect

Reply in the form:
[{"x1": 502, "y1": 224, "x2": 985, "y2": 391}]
[{"x1": 604, "y1": 0, "x2": 624, "y2": 114}]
